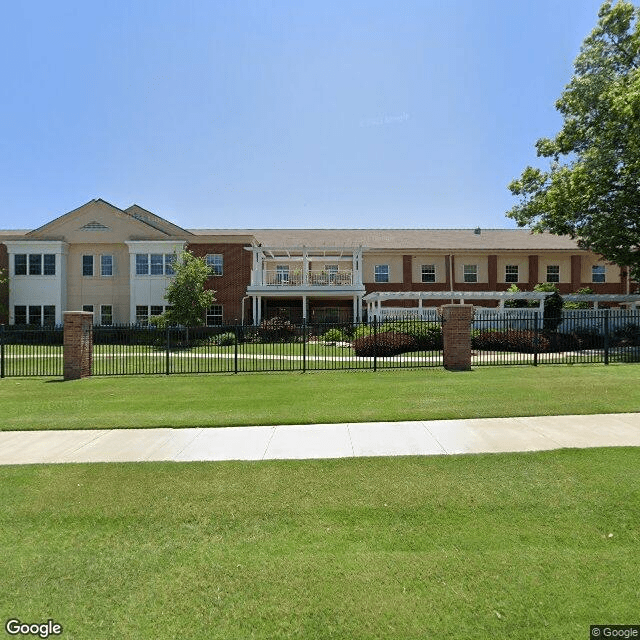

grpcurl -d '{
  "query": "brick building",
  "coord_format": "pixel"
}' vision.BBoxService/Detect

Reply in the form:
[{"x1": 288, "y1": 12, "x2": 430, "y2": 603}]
[{"x1": 0, "y1": 199, "x2": 634, "y2": 326}]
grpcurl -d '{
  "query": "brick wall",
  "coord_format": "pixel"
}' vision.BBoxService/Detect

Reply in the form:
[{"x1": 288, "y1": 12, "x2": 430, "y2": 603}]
[
  {"x1": 0, "y1": 243, "x2": 8, "y2": 324},
  {"x1": 187, "y1": 242, "x2": 252, "y2": 324}
]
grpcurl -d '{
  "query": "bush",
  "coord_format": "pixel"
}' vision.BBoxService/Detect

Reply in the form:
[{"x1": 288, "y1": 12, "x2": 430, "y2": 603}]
[
  {"x1": 352, "y1": 331, "x2": 418, "y2": 357},
  {"x1": 322, "y1": 328, "x2": 347, "y2": 343},
  {"x1": 352, "y1": 324, "x2": 373, "y2": 340},
  {"x1": 213, "y1": 331, "x2": 237, "y2": 346},
  {"x1": 257, "y1": 316, "x2": 299, "y2": 343},
  {"x1": 613, "y1": 323, "x2": 640, "y2": 347},
  {"x1": 472, "y1": 330, "x2": 549, "y2": 353},
  {"x1": 380, "y1": 320, "x2": 443, "y2": 350}
]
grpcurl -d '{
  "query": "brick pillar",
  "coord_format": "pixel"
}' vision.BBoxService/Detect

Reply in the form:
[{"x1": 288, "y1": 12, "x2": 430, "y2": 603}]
[
  {"x1": 488, "y1": 255, "x2": 497, "y2": 290},
  {"x1": 402, "y1": 255, "x2": 412, "y2": 291},
  {"x1": 571, "y1": 255, "x2": 582, "y2": 288},
  {"x1": 64, "y1": 311, "x2": 94, "y2": 380},
  {"x1": 439, "y1": 304, "x2": 474, "y2": 371},
  {"x1": 528, "y1": 255, "x2": 539, "y2": 287}
]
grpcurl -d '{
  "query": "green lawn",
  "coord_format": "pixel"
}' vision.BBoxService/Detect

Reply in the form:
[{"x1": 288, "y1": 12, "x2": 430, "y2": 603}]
[
  {"x1": 1, "y1": 449, "x2": 638, "y2": 639},
  {"x1": 1, "y1": 365, "x2": 639, "y2": 431}
]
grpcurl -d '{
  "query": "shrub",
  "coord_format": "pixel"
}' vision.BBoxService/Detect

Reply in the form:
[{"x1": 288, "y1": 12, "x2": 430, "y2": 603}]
[
  {"x1": 257, "y1": 316, "x2": 299, "y2": 343},
  {"x1": 213, "y1": 331, "x2": 237, "y2": 346},
  {"x1": 322, "y1": 328, "x2": 347, "y2": 343},
  {"x1": 472, "y1": 330, "x2": 549, "y2": 353},
  {"x1": 352, "y1": 324, "x2": 373, "y2": 340},
  {"x1": 352, "y1": 331, "x2": 418, "y2": 357},
  {"x1": 380, "y1": 320, "x2": 443, "y2": 350},
  {"x1": 613, "y1": 323, "x2": 640, "y2": 347}
]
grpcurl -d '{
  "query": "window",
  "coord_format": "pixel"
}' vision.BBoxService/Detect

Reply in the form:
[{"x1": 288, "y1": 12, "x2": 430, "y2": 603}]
[
  {"x1": 100, "y1": 305, "x2": 113, "y2": 326},
  {"x1": 324, "y1": 264, "x2": 338, "y2": 283},
  {"x1": 43, "y1": 305, "x2": 56, "y2": 326},
  {"x1": 14, "y1": 254, "x2": 27, "y2": 275},
  {"x1": 165, "y1": 254, "x2": 175, "y2": 275},
  {"x1": 592, "y1": 265, "x2": 606, "y2": 283},
  {"x1": 82, "y1": 305, "x2": 94, "y2": 314},
  {"x1": 206, "y1": 304, "x2": 223, "y2": 326},
  {"x1": 150, "y1": 254, "x2": 164, "y2": 275},
  {"x1": 136, "y1": 253, "x2": 175, "y2": 275},
  {"x1": 43, "y1": 254, "x2": 56, "y2": 275},
  {"x1": 276, "y1": 265, "x2": 289, "y2": 284},
  {"x1": 546, "y1": 265, "x2": 560, "y2": 283},
  {"x1": 136, "y1": 305, "x2": 149, "y2": 325},
  {"x1": 150, "y1": 305, "x2": 164, "y2": 317},
  {"x1": 421, "y1": 264, "x2": 436, "y2": 283},
  {"x1": 28, "y1": 305, "x2": 42, "y2": 325},
  {"x1": 101, "y1": 255, "x2": 113, "y2": 276},
  {"x1": 29, "y1": 254, "x2": 42, "y2": 275},
  {"x1": 14, "y1": 306, "x2": 27, "y2": 324},
  {"x1": 206, "y1": 254, "x2": 223, "y2": 276},
  {"x1": 83, "y1": 255, "x2": 94, "y2": 276},
  {"x1": 463, "y1": 264, "x2": 478, "y2": 283},
  {"x1": 374, "y1": 265, "x2": 389, "y2": 283},
  {"x1": 136, "y1": 254, "x2": 149, "y2": 275},
  {"x1": 505, "y1": 265, "x2": 519, "y2": 283}
]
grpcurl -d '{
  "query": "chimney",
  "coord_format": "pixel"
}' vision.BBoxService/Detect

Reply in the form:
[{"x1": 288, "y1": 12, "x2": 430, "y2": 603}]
[{"x1": 474, "y1": 227, "x2": 481, "y2": 235}]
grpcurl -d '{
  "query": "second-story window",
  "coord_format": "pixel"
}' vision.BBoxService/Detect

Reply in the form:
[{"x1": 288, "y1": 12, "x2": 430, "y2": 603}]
[
  {"x1": 43, "y1": 254, "x2": 56, "y2": 275},
  {"x1": 421, "y1": 264, "x2": 436, "y2": 283},
  {"x1": 374, "y1": 265, "x2": 389, "y2": 283},
  {"x1": 206, "y1": 254, "x2": 223, "y2": 276},
  {"x1": 29, "y1": 254, "x2": 42, "y2": 275},
  {"x1": 83, "y1": 255, "x2": 94, "y2": 276},
  {"x1": 14, "y1": 254, "x2": 27, "y2": 275},
  {"x1": 592, "y1": 265, "x2": 606, "y2": 283},
  {"x1": 136, "y1": 254, "x2": 149, "y2": 275},
  {"x1": 505, "y1": 265, "x2": 519, "y2": 283},
  {"x1": 463, "y1": 264, "x2": 478, "y2": 283},
  {"x1": 546, "y1": 265, "x2": 560, "y2": 283},
  {"x1": 276, "y1": 265, "x2": 289, "y2": 284},
  {"x1": 101, "y1": 255, "x2": 113, "y2": 277}
]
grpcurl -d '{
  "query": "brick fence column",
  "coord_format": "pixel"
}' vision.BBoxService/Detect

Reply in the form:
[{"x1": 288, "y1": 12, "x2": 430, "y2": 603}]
[
  {"x1": 439, "y1": 304, "x2": 474, "y2": 371},
  {"x1": 64, "y1": 311, "x2": 94, "y2": 380}
]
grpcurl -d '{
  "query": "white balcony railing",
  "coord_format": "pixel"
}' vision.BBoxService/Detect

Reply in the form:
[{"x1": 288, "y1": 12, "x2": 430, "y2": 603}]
[{"x1": 261, "y1": 269, "x2": 353, "y2": 286}]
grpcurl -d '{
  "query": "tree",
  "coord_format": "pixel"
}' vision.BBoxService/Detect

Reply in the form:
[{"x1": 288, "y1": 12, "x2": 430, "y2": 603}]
[
  {"x1": 507, "y1": 1, "x2": 640, "y2": 283},
  {"x1": 0, "y1": 267, "x2": 7, "y2": 320},
  {"x1": 160, "y1": 251, "x2": 215, "y2": 327}
]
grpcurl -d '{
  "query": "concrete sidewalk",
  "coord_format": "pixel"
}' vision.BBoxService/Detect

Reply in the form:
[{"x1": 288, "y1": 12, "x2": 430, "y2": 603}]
[{"x1": 1, "y1": 413, "x2": 639, "y2": 465}]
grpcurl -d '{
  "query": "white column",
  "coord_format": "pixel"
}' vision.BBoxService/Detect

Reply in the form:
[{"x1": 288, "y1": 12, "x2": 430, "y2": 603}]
[
  {"x1": 302, "y1": 249, "x2": 309, "y2": 286},
  {"x1": 257, "y1": 296, "x2": 262, "y2": 325},
  {"x1": 302, "y1": 295, "x2": 307, "y2": 322}
]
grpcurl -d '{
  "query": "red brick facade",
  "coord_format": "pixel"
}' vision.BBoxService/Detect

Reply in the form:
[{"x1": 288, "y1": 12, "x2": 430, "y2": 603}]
[{"x1": 187, "y1": 242, "x2": 252, "y2": 324}]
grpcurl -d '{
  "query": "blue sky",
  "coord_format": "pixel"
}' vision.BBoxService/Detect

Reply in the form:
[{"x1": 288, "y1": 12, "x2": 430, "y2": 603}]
[{"x1": 0, "y1": 0, "x2": 608, "y2": 230}]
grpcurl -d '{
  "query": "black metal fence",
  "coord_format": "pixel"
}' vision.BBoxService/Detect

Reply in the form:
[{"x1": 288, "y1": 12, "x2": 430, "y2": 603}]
[
  {"x1": 91, "y1": 318, "x2": 444, "y2": 376},
  {"x1": 0, "y1": 324, "x2": 64, "y2": 377},
  {"x1": 1, "y1": 310, "x2": 639, "y2": 377},
  {"x1": 472, "y1": 309, "x2": 640, "y2": 366}
]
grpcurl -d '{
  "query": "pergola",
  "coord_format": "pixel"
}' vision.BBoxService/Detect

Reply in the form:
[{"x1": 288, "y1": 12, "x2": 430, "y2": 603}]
[{"x1": 363, "y1": 291, "x2": 640, "y2": 320}]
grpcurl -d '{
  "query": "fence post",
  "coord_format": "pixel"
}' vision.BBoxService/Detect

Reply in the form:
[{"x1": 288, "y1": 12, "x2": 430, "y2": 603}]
[
  {"x1": 302, "y1": 320, "x2": 307, "y2": 373},
  {"x1": 373, "y1": 317, "x2": 378, "y2": 372},
  {"x1": 533, "y1": 311, "x2": 539, "y2": 367},
  {"x1": 165, "y1": 325, "x2": 171, "y2": 375},
  {"x1": 234, "y1": 325, "x2": 239, "y2": 374},
  {"x1": 63, "y1": 311, "x2": 93, "y2": 380},
  {"x1": 439, "y1": 304, "x2": 474, "y2": 371},
  {"x1": 0, "y1": 324, "x2": 4, "y2": 379},
  {"x1": 603, "y1": 308, "x2": 610, "y2": 365}
]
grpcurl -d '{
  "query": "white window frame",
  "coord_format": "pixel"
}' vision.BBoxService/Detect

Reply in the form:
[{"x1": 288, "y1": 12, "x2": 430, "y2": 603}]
[
  {"x1": 100, "y1": 305, "x2": 113, "y2": 326},
  {"x1": 505, "y1": 265, "x2": 519, "y2": 284},
  {"x1": 374, "y1": 264, "x2": 389, "y2": 283},
  {"x1": 546, "y1": 265, "x2": 560, "y2": 283},
  {"x1": 206, "y1": 254, "x2": 224, "y2": 276},
  {"x1": 421, "y1": 264, "x2": 436, "y2": 283},
  {"x1": 463, "y1": 264, "x2": 478, "y2": 283},
  {"x1": 276, "y1": 265, "x2": 290, "y2": 284},
  {"x1": 14, "y1": 254, "x2": 27, "y2": 275},
  {"x1": 101, "y1": 254, "x2": 113, "y2": 277},
  {"x1": 206, "y1": 304, "x2": 224, "y2": 326},
  {"x1": 592, "y1": 265, "x2": 606, "y2": 283}
]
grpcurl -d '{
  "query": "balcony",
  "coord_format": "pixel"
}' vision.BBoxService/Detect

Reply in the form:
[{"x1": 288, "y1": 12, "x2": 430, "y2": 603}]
[{"x1": 262, "y1": 269, "x2": 353, "y2": 287}]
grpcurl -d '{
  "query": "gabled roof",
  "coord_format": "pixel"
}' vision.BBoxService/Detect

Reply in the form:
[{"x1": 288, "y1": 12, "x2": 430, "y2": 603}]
[
  {"x1": 188, "y1": 228, "x2": 581, "y2": 251},
  {"x1": 125, "y1": 204, "x2": 194, "y2": 237}
]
